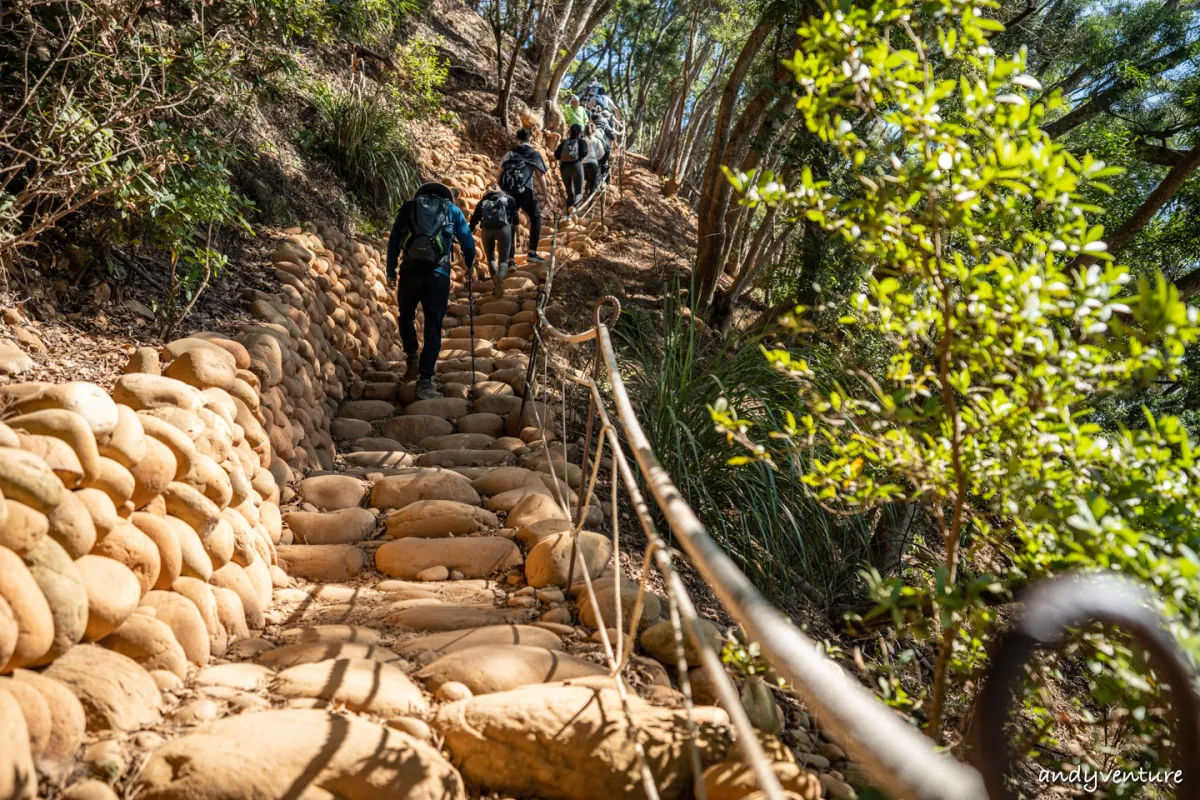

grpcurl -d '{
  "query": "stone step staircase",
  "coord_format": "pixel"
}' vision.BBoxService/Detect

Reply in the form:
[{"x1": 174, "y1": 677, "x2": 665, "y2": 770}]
[{"x1": 0, "y1": 141, "x2": 862, "y2": 800}]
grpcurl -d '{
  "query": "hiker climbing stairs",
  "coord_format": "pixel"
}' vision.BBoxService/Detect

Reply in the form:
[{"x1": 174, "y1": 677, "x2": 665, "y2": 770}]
[{"x1": 0, "y1": 134, "x2": 863, "y2": 800}]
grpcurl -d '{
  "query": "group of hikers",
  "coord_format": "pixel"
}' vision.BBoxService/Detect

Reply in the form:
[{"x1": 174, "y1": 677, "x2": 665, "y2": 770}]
[
  {"x1": 383, "y1": 83, "x2": 622, "y2": 402},
  {"x1": 559, "y1": 84, "x2": 623, "y2": 208}
]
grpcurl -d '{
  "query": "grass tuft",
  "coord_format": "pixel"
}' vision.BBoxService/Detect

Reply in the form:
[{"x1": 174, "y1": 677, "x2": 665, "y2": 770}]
[
  {"x1": 613, "y1": 282, "x2": 878, "y2": 616},
  {"x1": 311, "y1": 84, "x2": 420, "y2": 216}
]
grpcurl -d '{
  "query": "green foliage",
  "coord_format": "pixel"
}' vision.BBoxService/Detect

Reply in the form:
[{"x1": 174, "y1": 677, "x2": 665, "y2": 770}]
[
  {"x1": 2, "y1": 0, "x2": 436, "y2": 318},
  {"x1": 721, "y1": 634, "x2": 771, "y2": 678},
  {"x1": 0, "y1": 0, "x2": 253, "y2": 320},
  {"x1": 713, "y1": 0, "x2": 1200, "y2": 781},
  {"x1": 390, "y1": 34, "x2": 450, "y2": 120},
  {"x1": 221, "y1": 0, "x2": 422, "y2": 44},
  {"x1": 307, "y1": 80, "x2": 421, "y2": 216},
  {"x1": 327, "y1": 0, "x2": 421, "y2": 42},
  {"x1": 223, "y1": 0, "x2": 329, "y2": 42},
  {"x1": 130, "y1": 130, "x2": 255, "y2": 324}
]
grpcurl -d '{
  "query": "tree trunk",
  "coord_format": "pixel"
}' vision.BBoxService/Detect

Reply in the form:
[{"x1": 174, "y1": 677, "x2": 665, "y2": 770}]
[
  {"x1": 491, "y1": 0, "x2": 535, "y2": 130},
  {"x1": 869, "y1": 503, "x2": 918, "y2": 577},
  {"x1": 746, "y1": 217, "x2": 825, "y2": 333},
  {"x1": 658, "y1": 11, "x2": 701, "y2": 172},
  {"x1": 717, "y1": 100, "x2": 797, "y2": 282},
  {"x1": 676, "y1": 84, "x2": 721, "y2": 182},
  {"x1": 529, "y1": 0, "x2": 557, "y2": 108},
  {"x1": 692, "y1": 13, "x2": 780, "y2": 313},
  {"x1": 491, "y1": 1, "x2": 507, "y2": 123},
  {"x1": 652, "y1": 34, "x2": 715, "y2": 176},
  {"x1": 572, "y1": 30, "x2": 613, "y2": 89},
  {"x1": 731, "y1": 205, "x2": 779, "y2": 296},
  {"x1": 697, "y1": 76, "x2": 787, "y2": 318}
]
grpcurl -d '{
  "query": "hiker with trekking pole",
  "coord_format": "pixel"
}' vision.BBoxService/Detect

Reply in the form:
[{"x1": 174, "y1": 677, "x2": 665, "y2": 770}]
[
  {"x1": 470, "y1": 183, "x2": 518, "y2": 298},
  {"x1": 386, "y1": 181, "x2": 477, "y2": 401}
]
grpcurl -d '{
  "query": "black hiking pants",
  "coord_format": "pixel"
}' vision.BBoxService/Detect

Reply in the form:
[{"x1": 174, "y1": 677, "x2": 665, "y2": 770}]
[
  {"x1": 397, "y1": 262, "x2": 450, "y2": 381},
  {"x1": 559, "y1": 162, "x2": 584, "y2": 210},
  {"x1": 510, "y1": 188, "x2": 541, "y2": 256},
  {"x1": 584, "y1": 163, "x2": 599, "y2": 197},
  {"x1": 481, "y1": 225, "x2": 514, "y2": 273}
]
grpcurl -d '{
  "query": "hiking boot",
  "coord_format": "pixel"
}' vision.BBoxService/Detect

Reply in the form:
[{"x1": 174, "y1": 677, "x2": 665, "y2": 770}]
[
  {"x1": 415, "y1": 379, "x2": 442, "y2": 401},
  {"x1": 403, "y1": 359, "x2": 420, "y2": 381},
  {"x1": 527, "y1": 252, "x2": 546, "y2": 263}
]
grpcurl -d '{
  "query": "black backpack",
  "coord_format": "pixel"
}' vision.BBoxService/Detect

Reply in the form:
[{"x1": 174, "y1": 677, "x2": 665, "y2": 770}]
[
  {"x1": 479, "y1": 194, "x2": 509, "y2": 230},
  {"x1": 404, "y1": 194, "x2": 450, "y2": 267},
  {"x1": 500, "y1": 155, "x2": 533, "y2": 195},
  {"x1": 559, "y1": 138, "x2": 582, "y2": 164}
]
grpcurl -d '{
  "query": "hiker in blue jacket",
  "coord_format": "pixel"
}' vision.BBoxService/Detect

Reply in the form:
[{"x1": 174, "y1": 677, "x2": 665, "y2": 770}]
[{"x1": 386, "y1": 181, "x2": 476, "y2": 400}]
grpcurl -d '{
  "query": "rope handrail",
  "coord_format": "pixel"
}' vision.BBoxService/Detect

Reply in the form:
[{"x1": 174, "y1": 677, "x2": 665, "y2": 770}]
[{"x1": 535, "y1": 295, "x2": 986, "y2": 800}]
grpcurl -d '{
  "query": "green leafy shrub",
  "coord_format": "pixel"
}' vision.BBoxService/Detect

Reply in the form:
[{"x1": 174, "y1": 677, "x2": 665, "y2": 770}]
[
  {"x1": 216, "y1": 0, "x2": 420, "y2": 45},
  {"x1": 309, "y1": 81, "x2": 421, "y2": 215},
  {"x1": 220, "y1": 0, "x2": 329, "y2": 42},
  {"x1": 135, "y1": 131, "x2": 255, "y2": 332},
  {"x1": 327, "y1": 0, "x2": 420, "y2": 42},
  {"x1": 1, "y1": 0, "x2": 252, "y2": 326},
  {"x1": 390, "y1": 34, "x2": 450, "y2": 120},
  {"x1": 713, "y1": 0, "x2": 1200, "y2": 780}
]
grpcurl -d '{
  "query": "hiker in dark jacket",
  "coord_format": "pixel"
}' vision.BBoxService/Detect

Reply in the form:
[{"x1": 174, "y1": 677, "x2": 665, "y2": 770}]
[
  {"x1": 386, "y1": 181, "x2": 476, "y2": 400},
  {"x1": 554, "y1": 124, "x2": 589, "y2": 211},
  {"x1": 497, "y1": 128, "x2": 548, "y2": 265},
  {"x1": 470, "y1": 184, "x2": 518, "y2": 297}
]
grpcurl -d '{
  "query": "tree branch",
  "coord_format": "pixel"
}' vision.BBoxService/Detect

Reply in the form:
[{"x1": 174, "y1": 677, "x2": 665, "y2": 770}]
[
  {"x1": 1075, "y1": 142, "x2": 1200, "y2": 271},
  {"x1": 1137, "y1": 142, "x2": 1188, "y2": 168}
]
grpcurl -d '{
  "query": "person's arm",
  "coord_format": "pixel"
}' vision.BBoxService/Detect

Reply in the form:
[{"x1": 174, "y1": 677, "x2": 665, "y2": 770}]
[
  {"x1": 553, "y1": 141, "x2": 563, "y2": 160},
  {"x1": 385, "y1": 203, "x2": 409, "y2": 281},
  {"x1": 469, "y1": 197, "x2": 484, "y2": 232},
  {"x1": 450, "y1": 205, "x2": 476, "y2": 269},
  {"x1": 530, "y1": 154, "x2": 549, "y2": 195}
]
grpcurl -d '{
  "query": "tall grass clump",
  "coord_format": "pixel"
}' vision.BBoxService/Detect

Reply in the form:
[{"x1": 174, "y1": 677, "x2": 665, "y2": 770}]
[
  {"x1": 614, "y1": 284, "x2": 877, "y2": 614},
  {"x1": 310, "y1": 82, "x2": 421, "y2": 215}
]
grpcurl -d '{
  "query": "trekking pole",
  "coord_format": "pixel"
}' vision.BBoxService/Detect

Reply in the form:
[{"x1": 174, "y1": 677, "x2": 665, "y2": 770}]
[
  {"x1": 517, "y1": 286, "x2": 545, "y2": 430},
  {"x1": 467, "y1": 258, "x2": 476, "y2": 413}
]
